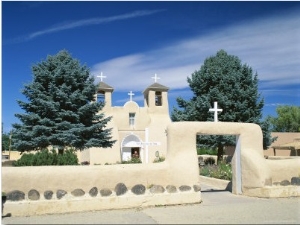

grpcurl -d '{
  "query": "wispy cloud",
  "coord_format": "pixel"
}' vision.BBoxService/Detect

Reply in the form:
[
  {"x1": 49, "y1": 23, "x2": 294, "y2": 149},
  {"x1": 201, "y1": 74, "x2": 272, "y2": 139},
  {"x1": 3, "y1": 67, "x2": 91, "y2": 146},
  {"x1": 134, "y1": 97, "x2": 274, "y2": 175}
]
[
  {"x1": 20, "y1": 1, "x2": 44, "y2": 10},
  {"x1": 265, "y1": 103, "x2": 285, "y2": 107},
  {"x1": 7, "y1": 9, "x2": 165, "y2": 44},
  {"x1": 261, "y1": 89, "x2": 300, "y2": 97},
  {"x1": 92, "y1": 8, "x2": 300, "y2": 92}
]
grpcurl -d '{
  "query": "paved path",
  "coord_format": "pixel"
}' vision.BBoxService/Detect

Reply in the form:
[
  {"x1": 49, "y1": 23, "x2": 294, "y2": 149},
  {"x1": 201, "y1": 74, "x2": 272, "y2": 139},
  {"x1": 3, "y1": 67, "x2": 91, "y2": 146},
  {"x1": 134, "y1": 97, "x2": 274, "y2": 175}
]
[{"x1": 2, "y1": 183, "x2": 300, "y2": 224}]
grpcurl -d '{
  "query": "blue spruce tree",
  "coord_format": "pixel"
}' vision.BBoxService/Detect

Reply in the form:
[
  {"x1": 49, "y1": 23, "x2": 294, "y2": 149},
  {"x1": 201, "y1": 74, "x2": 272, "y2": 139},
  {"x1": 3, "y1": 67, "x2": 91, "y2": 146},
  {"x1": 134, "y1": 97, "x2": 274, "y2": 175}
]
[
  {"x1": 12, "y1": 50, "x2": 116, "y2": 153},
  {"x1": 171, "y1": 50, "x2": 273, "y2": 161}
]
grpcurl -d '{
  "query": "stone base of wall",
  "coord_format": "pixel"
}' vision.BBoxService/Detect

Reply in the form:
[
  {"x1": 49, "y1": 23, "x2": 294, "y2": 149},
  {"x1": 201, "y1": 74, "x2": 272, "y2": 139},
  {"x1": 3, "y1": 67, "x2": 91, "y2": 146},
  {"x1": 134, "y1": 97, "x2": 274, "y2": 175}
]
[
  {"x1": 3, "y1": 190, "x2": 202, "y2": 217},
  {"x1": 200, "y1": 175, "x2": 300, "y2": 198},
  {"x1": 243, "y1": 186, "x2": 300, "y2": 198}
]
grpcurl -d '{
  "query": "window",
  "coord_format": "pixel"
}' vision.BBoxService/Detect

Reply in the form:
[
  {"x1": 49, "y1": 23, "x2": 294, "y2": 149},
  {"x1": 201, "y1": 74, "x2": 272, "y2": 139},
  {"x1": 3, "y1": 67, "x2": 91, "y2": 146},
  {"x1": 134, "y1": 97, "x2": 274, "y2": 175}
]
[
  {"x1": 129, "y1": 113, "x2": 135, "y2": 126},
  {"x1": 155, "y1": 91, "x2": 162, "y2": 106},
  {"x1": 97, "y1": 91, "x2": 105, "y2": 103}
]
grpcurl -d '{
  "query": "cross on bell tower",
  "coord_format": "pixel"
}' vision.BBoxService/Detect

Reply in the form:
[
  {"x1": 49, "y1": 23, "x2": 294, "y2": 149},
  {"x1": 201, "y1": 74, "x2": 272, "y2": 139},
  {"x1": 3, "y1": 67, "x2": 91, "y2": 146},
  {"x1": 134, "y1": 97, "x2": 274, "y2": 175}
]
[
  {"x1": 97, "y1": 72, "x2": 106, "y2": 82},
  {"x1": 151, "y1": 73, "x2": 160, "y2": 83}
]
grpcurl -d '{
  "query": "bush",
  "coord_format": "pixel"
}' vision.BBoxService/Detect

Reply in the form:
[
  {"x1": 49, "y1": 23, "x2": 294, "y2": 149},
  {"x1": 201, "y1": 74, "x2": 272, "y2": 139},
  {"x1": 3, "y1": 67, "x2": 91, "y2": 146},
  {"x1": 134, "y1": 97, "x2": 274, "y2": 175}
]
[
  {"x1": 13, "y1": 148, "x2": 79, "y2": 166},
  {"x1": 200, "y1": 159, "x2": 232, "y2": 181},
  {"x1": 204, "y1": 157, "x2": 215, "y2": 165},
  {"x1": 121, "y1": 157, "x2": 142, "y2": 164},
  {"x1": 153, "y1": 156, "x2": 165, "y2": 163}
]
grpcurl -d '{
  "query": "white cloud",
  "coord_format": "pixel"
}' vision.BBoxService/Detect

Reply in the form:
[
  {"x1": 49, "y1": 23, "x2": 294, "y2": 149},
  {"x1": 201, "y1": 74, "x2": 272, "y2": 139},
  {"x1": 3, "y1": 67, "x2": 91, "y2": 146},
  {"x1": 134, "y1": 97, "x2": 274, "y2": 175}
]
[
  {"x1": 261, "y1": 89, "x2": 300, "y2": 97},
  {"x1": 8, "y1": 9, "x2": 165, "y2": 43},
  {"x1": 91, "y1": 9, "x2": 300, "y2": 91},
  {"x1": 265, "y1": 103, "x2": 285, "y2": 107}
]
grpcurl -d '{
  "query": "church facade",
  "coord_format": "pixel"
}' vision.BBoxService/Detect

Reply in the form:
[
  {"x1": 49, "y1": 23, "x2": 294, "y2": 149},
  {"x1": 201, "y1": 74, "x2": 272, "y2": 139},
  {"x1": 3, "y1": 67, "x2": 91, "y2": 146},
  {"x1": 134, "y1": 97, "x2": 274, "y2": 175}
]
[{"x1": 80, "y1": 75, "x2": 172, "y2": 165}]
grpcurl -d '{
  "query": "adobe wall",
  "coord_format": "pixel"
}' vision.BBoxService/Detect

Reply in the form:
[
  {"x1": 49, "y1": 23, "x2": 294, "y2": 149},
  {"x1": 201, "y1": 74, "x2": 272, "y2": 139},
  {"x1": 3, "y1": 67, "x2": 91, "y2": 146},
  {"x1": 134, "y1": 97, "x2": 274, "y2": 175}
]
[
  {"x1": 2, "y1": 161, "x2": 202, "y2": 217},
  {"x1": 264, "y1": 132, "x2": 300, "y2": 156},
  {"x1": 224, "y1": 132, "x2": 300, "y2": 157},
  {"x1": 166, "y1": 122, "x2": 271, "y2": 194},
  {"x1": 2, "y1": 121, "x2": 299, "y2": 217}
]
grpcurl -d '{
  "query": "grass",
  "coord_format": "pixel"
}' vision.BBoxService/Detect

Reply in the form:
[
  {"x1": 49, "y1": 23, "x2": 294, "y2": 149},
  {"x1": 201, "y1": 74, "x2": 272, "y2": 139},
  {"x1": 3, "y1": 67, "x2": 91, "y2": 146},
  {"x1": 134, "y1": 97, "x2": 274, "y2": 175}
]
[
  {"x1": 199, "y1": 159, "x2": 232, "y2": 181},
  {"x1": 197, "y1": 147, "x2": 218, "y2": 155}
]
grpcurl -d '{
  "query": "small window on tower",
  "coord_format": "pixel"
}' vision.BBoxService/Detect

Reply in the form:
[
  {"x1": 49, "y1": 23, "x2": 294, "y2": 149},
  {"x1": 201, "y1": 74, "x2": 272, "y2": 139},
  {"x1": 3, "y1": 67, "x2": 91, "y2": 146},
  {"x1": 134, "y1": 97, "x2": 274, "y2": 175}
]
[
  {"x1": 155, "y1": 91, "x2": 162, "y2": 106},
  {"x1": 129, "y1": 113, "x2": 135, "y2": 126},
  {"x1": 97, "y1": 91, "x2": 105, "y2": 103}
]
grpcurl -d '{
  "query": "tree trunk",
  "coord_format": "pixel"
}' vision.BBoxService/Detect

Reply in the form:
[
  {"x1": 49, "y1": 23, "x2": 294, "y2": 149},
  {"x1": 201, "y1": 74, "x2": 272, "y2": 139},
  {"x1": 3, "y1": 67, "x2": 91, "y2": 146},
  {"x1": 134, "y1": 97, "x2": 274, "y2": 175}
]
[
  {"x1": 58, "y1": 149, "x2": 64, "y2": 155},
  {"x1": 217, "y1": 143, "x2": 224, "y2": 162}
]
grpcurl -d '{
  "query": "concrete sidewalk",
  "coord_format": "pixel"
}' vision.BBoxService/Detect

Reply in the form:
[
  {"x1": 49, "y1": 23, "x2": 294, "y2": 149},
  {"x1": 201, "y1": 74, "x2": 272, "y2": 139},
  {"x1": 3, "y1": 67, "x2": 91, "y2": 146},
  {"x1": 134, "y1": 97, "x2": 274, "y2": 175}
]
[{"x1": 2, "y1": 180, "x2": 300, "y2": 224}]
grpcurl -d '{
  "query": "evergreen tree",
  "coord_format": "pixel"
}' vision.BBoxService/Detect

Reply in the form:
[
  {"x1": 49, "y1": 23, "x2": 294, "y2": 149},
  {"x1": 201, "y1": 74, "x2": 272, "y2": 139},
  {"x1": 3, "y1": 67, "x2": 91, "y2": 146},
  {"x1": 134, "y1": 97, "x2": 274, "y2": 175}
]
[
  {"x1": 171, "y1": 50, "x2": 274, "y2": 161},
  {"x1": 2, "y1": 131, "x2": 10, "y2": 152},
  {"x1": 12, "y1": 50, "x2": 116, "y2": 152}
]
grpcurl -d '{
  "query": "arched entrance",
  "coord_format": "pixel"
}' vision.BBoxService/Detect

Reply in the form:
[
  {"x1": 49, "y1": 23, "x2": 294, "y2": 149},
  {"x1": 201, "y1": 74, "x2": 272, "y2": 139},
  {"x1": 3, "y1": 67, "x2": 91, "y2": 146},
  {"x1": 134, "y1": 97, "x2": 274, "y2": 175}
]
[{"x1": 121, "y1": 134, "x2": 143, "y2": 162}]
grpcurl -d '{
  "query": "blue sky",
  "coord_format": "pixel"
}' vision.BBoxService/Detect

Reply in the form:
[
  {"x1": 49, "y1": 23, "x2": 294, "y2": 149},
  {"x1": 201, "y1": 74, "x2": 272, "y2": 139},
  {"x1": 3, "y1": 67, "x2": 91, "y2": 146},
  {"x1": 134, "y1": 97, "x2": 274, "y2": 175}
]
[{"x1": 2, "y1": 1, "x2": 300, "y2": 133}]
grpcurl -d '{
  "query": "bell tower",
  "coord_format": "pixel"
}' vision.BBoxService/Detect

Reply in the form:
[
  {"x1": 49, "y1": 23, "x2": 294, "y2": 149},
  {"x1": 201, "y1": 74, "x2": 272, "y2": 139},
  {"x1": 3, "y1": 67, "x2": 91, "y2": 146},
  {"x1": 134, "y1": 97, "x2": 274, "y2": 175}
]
[
  {"x1": 95, "y1": 72, "x2": 114, "y2": 109},
  {"x1": 143, "y1": 74, "x2": 169, "y2": 114}
]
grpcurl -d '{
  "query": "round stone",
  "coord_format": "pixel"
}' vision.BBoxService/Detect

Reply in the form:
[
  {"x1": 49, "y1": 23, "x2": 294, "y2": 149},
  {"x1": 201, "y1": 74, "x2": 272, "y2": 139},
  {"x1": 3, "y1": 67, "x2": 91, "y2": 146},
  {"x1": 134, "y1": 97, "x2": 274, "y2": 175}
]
[
  {"x1": 89, "y1": 187, "x2": 98, "y2": 197},
  {"x1": 179, "y1": 185, "x2": 191, "y2": 192},
  {"x1": 71, "y1": 189, "x2": 85, "y2": 197},
  {"x1": 131, "y1": 184, "x2": 146, "y2": 195},
  {"x1": 44, "y1": 190, "x2": 53, "y2": 200},
  {"x1": 150, "y1": 185, "x2": 165, "y2": 194},
  {"x1": 100, "y1": 188, "x2": 112, "y2": 197},
  {"x1": 7, "y1": 190, "x2": 25, "y2": 201},
  {"x1": 28, "y1": 189, "x2": 40, "y2": 200},
  {"x1": 56, "y1": 190, "x2": 67, "y2": 199},
  {"x1": 115, "y1": 183, "x2": 128, "y2": 196},
  {"x1": 166, "y1": 185, "x2": 177, "y2": 193}
]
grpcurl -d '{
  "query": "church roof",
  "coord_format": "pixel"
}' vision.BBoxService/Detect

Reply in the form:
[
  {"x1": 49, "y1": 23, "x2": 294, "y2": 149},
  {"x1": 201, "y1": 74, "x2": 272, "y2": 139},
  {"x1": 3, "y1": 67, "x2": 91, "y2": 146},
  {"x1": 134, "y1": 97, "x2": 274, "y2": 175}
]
[
  {"x1": 97, "y1": 82, "x2": 114, "y2": 92},
  {"x1": 143, "y1": 82, "x2": 169, "y2": 94}
]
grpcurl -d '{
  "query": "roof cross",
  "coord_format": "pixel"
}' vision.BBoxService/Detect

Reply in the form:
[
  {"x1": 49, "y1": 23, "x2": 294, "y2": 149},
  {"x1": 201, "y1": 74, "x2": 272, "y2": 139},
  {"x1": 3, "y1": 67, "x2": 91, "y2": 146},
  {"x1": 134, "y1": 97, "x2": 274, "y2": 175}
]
[
  {"x1": 128, "y1": 91, "x2": 135, "y2": 101},
  {"x1": 151, "y1": 73, "x2": 160, "y2": 83},
  {"x1": 209, "y1": 101, "x2": 223, "y2": 122},
  {"x1": 97, "y1": 72, "x2": 106, "y2": 82}
]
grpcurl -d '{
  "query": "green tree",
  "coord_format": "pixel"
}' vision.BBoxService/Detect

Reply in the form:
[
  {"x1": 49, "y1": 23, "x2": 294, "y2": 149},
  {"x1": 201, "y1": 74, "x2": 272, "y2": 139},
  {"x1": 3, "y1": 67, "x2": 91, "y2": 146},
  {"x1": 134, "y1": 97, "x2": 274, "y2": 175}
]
[
  {"x1": 2, "y1": 123, "x2": 11, "y2": 151},
  {"x1": 171, "y1": 50, "x2": 274, "y2": 161},
  {"x1": 2, "y1": 132, "x2": 10, "y2": 152},
  {"x1": 12, "y1": 50, "x2": 116, "y2": 153},
  {"x1": 267, "y1": 105, "x2": 300, "y2": 132}
]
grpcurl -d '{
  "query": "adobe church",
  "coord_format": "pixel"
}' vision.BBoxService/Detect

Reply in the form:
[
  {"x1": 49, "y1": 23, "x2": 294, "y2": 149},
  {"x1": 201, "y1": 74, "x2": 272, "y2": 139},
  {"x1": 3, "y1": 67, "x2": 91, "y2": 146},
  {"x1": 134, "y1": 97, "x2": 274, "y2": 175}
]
[{"x1": 80, "y1": 74, "x2": 172, "y2": 165}]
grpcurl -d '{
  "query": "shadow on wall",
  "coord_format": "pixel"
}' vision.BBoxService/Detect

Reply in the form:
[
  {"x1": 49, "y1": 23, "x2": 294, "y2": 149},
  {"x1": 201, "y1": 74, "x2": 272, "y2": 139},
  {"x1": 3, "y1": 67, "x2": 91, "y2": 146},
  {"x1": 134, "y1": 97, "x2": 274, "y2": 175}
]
[{"x1": 1, "y1": 160, "x2": 16, "y2": 167}]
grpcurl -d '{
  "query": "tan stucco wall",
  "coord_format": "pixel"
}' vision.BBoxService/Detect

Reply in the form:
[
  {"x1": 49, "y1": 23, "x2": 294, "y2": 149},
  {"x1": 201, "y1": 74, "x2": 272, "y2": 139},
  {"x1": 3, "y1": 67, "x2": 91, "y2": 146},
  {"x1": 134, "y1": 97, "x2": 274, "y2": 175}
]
[
  {"x1": 85, "y1": 97, "x2": 171, "y2": 165},
  {"x1": 266, "y1": 158, "x2": 300, "y2": 182},
  {"x1": 224, "y1": 132, "x2": 300, "y2": 157},
  {"x1": 2, "y1": 121, "x2": 299, "y2": 215},
  {"x1": 166, "y1": 122, "x2": 272, "y2": 194},
  {"x1": 2, "y1": 163, "x2": 172, "y2": 194},
  {"x1": 2, "y1": 151, "x2": 21, "y2": 161},
  {"x1": 264, "y1": 132, "x2": 300, "y2": 156},
  {"x1": 167, "y1": 122, "x2": 300, "y2": 196}
]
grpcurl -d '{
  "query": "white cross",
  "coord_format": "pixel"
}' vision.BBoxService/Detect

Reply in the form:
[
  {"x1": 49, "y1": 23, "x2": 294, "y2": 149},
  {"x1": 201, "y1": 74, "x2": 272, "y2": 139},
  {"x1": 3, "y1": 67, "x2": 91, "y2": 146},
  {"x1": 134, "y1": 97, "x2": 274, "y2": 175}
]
[
  {"x1": 151, "y1": 73, "x2": 160, "y2": 83},
  {"x1": 209, "y1": 101, "x2": 223, "y2": 122},
  {"x1": 97, "y1": 72, "x2": 106, "y2": 82},
  {"x1": 128, "y1": 91, "x2": 134, "y2": 101}
]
